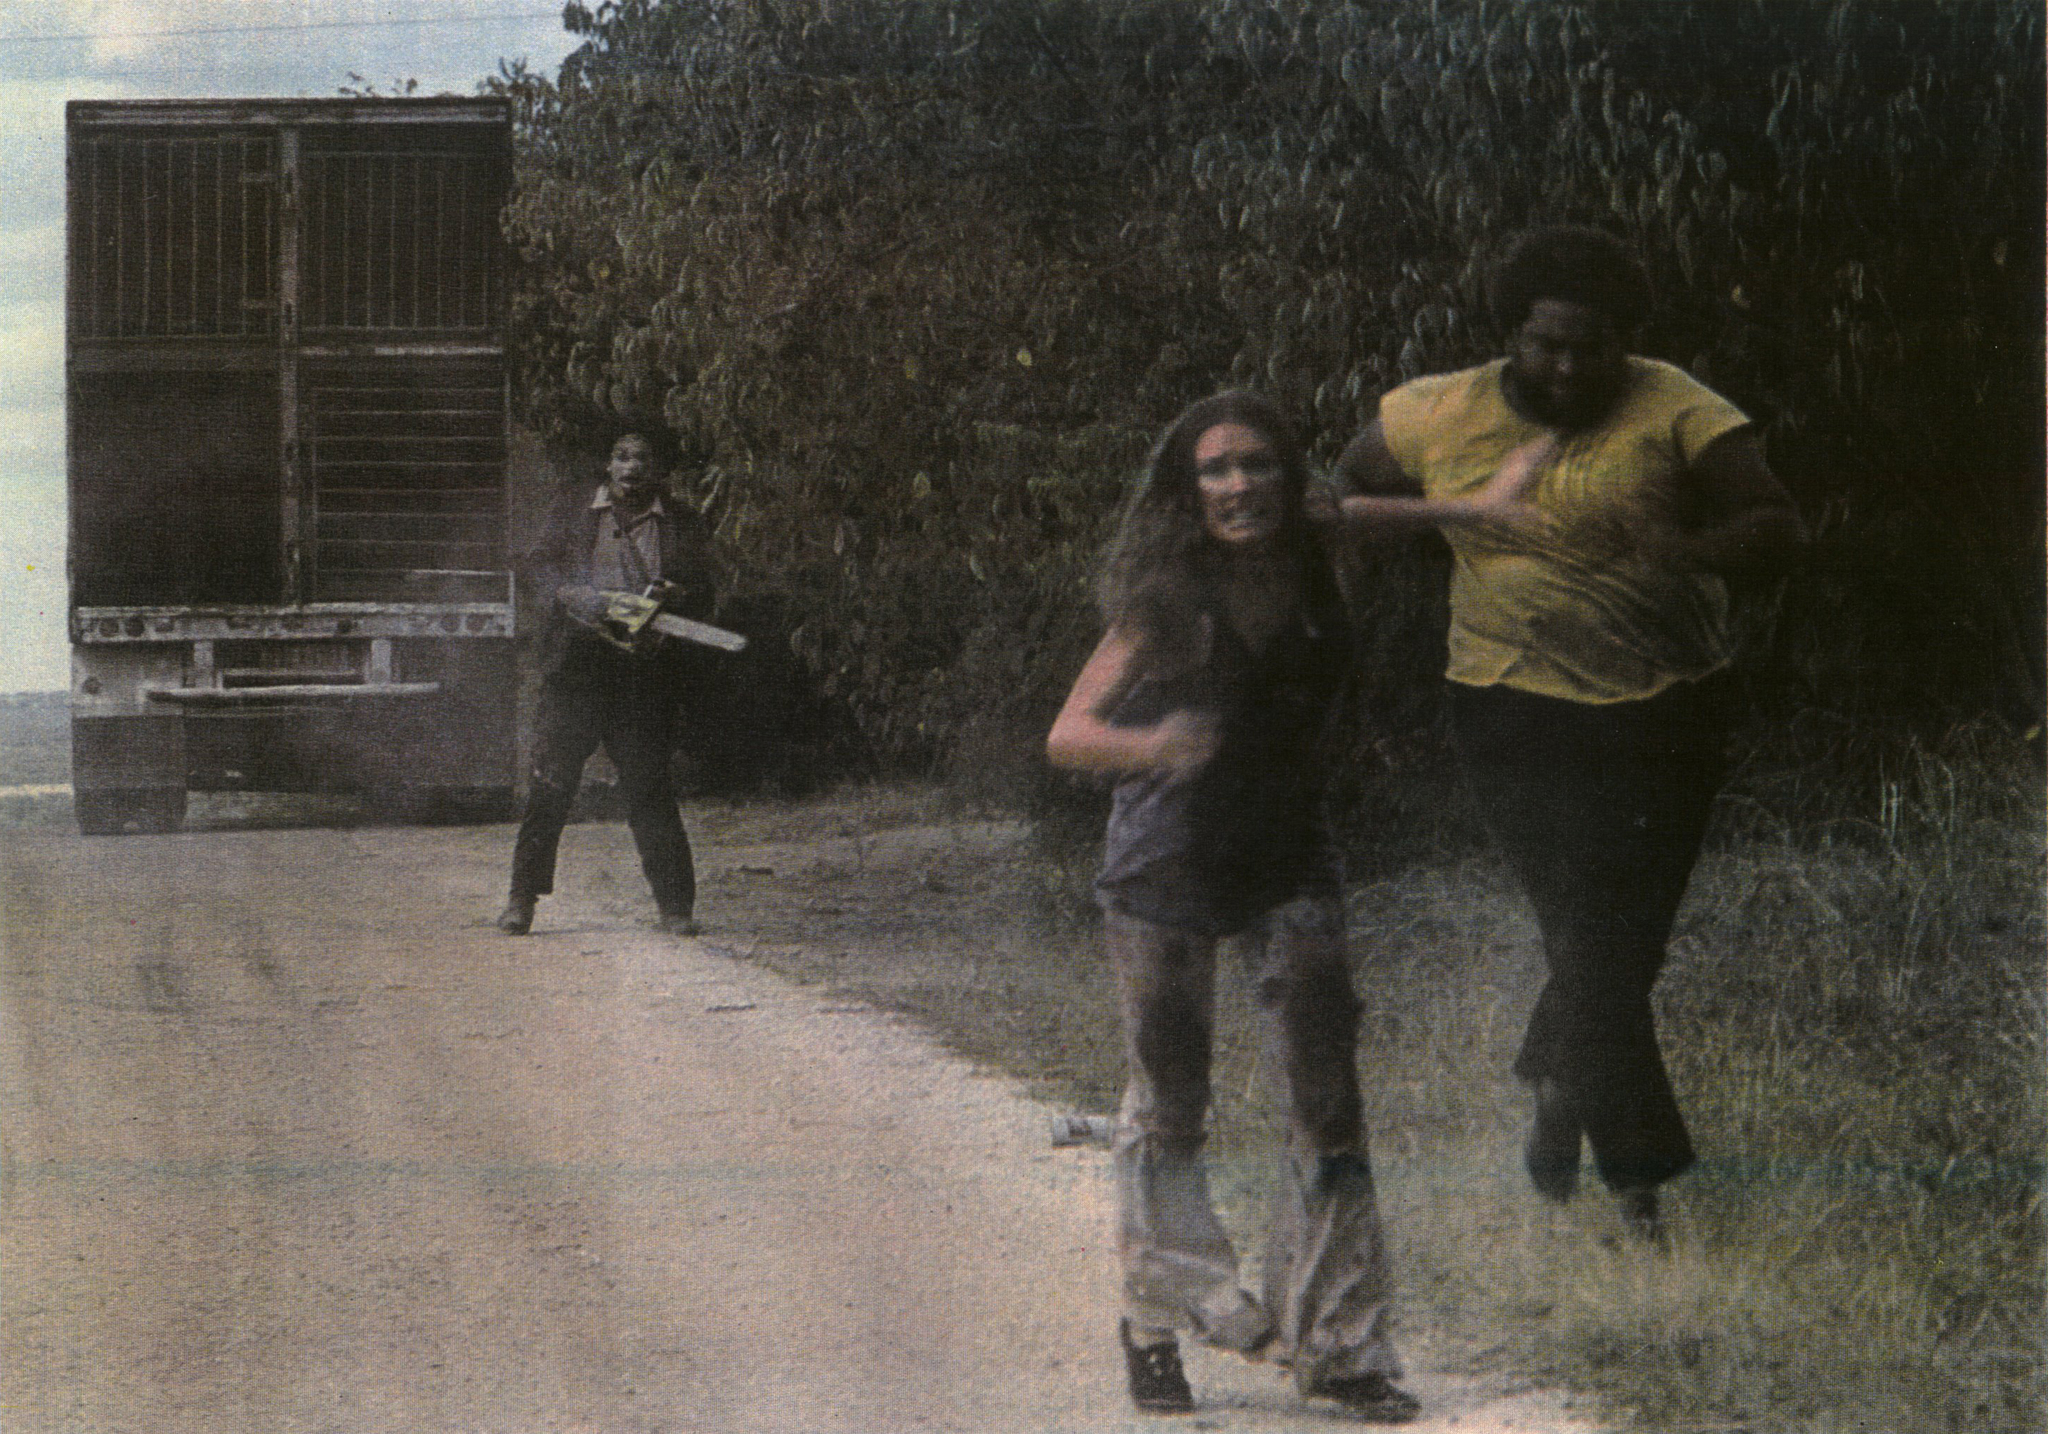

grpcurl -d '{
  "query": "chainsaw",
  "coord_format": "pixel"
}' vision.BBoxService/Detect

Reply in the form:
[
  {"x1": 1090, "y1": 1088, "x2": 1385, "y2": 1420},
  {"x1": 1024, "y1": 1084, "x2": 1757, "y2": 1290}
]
[{"x1": 590, "y1": 587, "x2": 748, "y2": 655}]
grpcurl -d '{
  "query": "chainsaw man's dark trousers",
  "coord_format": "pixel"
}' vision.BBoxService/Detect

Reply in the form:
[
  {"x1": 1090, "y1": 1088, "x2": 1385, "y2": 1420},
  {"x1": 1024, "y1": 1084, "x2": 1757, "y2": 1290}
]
[
  {"x1": 508, "y1": 670, "x2": 695, "y2": 920},
  {"x1": 1449, "y1": 676, "x2": 1729, "y2": 1192}
]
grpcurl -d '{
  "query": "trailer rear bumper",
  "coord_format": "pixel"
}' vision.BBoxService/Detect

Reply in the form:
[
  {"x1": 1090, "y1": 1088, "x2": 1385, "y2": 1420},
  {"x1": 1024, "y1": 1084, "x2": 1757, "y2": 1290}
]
[
  {"x1": 68, "y1": 634, "x2": 517, "y2": 826},
  {"x1": 144, "y1": 682, "x2": 444, "y2": 704},
  {"x1": 72, "y1": 603, "x2": 512, "y2": 643}
]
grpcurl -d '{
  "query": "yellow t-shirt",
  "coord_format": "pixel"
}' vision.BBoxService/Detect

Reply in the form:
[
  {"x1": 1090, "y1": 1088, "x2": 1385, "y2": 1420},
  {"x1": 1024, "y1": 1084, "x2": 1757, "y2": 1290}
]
[{"x1": 1378, "y1": 356, "x2": 1751, "y2": 704}]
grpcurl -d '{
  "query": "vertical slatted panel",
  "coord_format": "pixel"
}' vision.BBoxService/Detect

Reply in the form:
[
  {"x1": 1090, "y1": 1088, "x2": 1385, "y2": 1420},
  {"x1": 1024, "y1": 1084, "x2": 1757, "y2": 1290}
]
[
  {"x1": 238, "y1": 137, "x2": 251, "y2": 332},
  {"x1": 69, "y1": 131, "x2": 275, "y2": 339},
  {"x1": 409, "y1": 154, "x2": 424, "y2": 329},
  {"x1": 427, "y1": 154, "x2": 441, "y2": 330},
  {"x1": 139, "y1": 139, "x2": 154, "y2": 330},
  {"x1": 452, "y1": 157, "x2": 469, "y2": 328},
  {"x1": 181, "y1": 139, "x2": 195, "y2": 332},
  {"x1": 300, "y1": 127, "x2": 501, "y2": 335},
  {"x1": 115, "y1": 140, "x2": 128, "y2": 334},
  {"x1": 212, "y1": 139, "x2": 224, "y2": 332}
]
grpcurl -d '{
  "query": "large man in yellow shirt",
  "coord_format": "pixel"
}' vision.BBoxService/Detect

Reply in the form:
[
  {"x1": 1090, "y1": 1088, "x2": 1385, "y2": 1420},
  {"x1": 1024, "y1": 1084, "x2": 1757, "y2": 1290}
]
[{"x1": 1326, "y1": 227, "x2": 1804, "y2": 1239}]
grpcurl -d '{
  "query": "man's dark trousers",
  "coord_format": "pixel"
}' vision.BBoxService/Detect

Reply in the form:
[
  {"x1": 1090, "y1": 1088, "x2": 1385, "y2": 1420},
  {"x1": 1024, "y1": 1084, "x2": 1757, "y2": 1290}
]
[
  {"x1": 1450, "y1": 676, "x2": 1728, "y2": 1191},
  {"x1": 509, "y1": 656, "x2": 695, "y2": 920}
]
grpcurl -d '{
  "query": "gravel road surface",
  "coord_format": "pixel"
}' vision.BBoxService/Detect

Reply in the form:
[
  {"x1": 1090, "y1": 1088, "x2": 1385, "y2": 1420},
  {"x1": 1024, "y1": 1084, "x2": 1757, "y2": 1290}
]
[{"x1": 0, "y1": 817, "x2": 1601, "y2": 1433}]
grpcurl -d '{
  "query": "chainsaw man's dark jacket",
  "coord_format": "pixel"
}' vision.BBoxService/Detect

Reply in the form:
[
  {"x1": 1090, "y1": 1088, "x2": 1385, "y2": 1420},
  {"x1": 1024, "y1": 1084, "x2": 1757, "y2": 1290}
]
[{"x1": 522, "y1": 479, "x2": 718, "y2": 693}]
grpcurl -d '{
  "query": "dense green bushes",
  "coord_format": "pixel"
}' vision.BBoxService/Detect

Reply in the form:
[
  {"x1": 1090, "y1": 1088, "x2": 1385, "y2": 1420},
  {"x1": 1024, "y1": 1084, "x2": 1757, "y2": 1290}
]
[{"x1": 494, "y1": 0, "x2": 2043, "y2": 839}]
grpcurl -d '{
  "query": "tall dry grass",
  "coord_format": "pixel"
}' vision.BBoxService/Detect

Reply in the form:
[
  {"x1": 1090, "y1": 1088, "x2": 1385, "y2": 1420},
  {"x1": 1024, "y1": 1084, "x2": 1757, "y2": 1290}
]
[{"x1": 1194, "y1": 721, "x2": 2042, "y2": 1430}]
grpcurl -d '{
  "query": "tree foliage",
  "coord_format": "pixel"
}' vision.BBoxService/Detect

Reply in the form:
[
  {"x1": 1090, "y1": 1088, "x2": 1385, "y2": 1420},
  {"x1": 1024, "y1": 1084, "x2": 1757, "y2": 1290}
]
[{"x1": 493, "y1": 0, "x2": 2043, "y2": 826}]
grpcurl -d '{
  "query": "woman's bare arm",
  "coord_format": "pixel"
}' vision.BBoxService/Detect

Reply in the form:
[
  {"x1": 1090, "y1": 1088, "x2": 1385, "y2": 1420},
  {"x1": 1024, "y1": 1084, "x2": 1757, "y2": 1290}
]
[{"x1": 1045, "y1": 627, "x2": 1218, "y2": 779}]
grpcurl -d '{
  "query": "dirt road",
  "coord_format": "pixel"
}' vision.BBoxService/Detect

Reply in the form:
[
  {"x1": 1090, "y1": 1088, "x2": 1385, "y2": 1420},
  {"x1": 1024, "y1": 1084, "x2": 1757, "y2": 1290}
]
[{"x1": 0, "y1": 815, "x2": 1597, "y2": 1433}]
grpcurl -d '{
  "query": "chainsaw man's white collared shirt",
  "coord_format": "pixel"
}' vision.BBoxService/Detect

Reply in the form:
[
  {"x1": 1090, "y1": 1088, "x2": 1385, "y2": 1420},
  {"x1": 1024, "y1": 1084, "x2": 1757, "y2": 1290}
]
[{"x1": 587, "y1": 484, "x2": 665, "y2": 593}]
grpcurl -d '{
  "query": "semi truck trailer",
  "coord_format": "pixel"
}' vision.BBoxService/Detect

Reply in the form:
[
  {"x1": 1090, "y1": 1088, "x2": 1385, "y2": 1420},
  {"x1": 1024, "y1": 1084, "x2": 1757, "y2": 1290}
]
[{"x1": 65, "y1": 97, "x2": 517, "y2": 833}]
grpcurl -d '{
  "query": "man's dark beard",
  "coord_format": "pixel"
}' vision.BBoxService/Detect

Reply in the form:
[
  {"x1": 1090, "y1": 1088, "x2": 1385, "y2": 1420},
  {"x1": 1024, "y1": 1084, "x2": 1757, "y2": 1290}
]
[{"x1": 1503, "y1": 364, "x2": 1622, "y2": 431}]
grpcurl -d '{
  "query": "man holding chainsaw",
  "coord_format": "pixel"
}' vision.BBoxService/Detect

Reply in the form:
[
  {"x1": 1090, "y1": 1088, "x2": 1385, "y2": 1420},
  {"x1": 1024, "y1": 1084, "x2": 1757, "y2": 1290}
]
[{"x1": 497, "y1": 427, "x2": 732, "y2": 937}]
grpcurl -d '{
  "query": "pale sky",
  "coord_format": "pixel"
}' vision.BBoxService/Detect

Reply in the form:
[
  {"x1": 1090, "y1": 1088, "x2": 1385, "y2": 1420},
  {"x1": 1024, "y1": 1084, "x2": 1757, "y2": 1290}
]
[{"x1": 0, "y1": 1, "x2": 580, "y2": 691}]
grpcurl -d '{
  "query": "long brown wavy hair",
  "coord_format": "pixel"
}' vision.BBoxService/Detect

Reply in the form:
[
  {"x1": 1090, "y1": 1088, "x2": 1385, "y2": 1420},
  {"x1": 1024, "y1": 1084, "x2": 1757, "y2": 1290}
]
[{"x1": 1097, "y1": 390, "x2": 1343, "y2": 673}]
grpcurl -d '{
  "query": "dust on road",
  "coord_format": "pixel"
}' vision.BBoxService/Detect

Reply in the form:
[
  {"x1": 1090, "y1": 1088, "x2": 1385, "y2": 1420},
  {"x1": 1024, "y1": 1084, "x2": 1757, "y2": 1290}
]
[{"x1": 0, "y1": 816, "x2": 1601, "y2": 1433}]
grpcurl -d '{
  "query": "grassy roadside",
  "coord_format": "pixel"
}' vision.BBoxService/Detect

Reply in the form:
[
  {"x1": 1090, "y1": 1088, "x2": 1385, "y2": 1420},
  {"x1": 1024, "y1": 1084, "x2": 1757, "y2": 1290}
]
[{"x1": 692, "y1": 745, "x2": 2043, "y2": 1434}]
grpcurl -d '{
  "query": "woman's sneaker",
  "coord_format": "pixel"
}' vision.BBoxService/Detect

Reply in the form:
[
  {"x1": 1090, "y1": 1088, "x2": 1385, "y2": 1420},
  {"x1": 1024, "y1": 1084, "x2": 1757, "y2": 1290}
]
[
  {"x1": 1120, "y1": 1318, "x2": 1194, "y2": 1414},
  {"x1": 1311, "y1": 1372, "x2": 1421, "y2": 1423}
]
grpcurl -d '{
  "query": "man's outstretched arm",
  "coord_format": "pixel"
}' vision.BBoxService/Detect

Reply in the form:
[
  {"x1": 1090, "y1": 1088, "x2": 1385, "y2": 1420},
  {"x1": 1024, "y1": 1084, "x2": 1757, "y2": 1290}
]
[{"x1": 1315, "y1": 417, "x2": 1546, "y2": 534}]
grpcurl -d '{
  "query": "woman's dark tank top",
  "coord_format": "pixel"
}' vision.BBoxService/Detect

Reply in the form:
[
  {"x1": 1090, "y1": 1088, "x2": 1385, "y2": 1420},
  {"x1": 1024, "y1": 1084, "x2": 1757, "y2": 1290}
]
[{"x1": 1093, "y1": 600, "x2": 1347, "y2": 936}]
